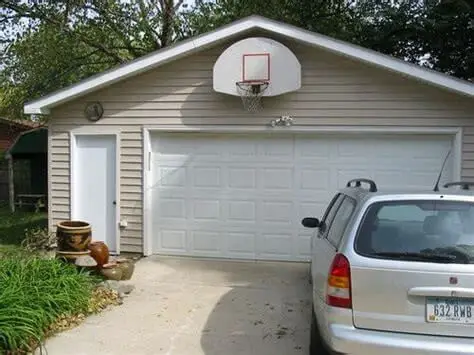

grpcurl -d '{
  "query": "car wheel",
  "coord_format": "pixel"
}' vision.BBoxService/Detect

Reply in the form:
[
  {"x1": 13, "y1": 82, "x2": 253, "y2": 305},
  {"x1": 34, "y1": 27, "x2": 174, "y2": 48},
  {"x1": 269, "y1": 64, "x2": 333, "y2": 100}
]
[{"x1": 310, "y1": 305, "x2": 330, "y2": 355}]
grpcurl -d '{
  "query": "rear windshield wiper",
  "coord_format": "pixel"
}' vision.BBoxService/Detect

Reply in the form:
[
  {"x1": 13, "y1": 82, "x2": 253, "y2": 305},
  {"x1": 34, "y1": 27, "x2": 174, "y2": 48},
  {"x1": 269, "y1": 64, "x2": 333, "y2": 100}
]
[{"x1": 373, "y1": 252, "x2": 459, "y2": 263}]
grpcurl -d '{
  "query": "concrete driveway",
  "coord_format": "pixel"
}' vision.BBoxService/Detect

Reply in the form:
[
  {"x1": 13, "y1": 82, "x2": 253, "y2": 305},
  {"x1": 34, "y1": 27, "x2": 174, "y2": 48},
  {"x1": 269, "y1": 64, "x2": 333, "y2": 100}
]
[{"x1": 38, "y1": 256, "x2": 311, "y2": 355}]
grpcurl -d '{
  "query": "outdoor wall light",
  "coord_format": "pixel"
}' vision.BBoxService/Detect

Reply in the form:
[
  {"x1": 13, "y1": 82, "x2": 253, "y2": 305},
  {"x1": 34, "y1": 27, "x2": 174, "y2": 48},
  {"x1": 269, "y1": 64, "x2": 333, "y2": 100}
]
[{"x1": 270, "y1": 116, "x2": 294, "y2": 127}]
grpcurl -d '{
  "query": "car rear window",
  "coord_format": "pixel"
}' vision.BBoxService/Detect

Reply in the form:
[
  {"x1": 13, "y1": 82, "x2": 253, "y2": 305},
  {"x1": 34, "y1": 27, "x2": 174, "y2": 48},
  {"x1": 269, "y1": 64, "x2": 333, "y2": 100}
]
[{"x1": 355, "y1": 200, "x2": 474, "y2": 264}]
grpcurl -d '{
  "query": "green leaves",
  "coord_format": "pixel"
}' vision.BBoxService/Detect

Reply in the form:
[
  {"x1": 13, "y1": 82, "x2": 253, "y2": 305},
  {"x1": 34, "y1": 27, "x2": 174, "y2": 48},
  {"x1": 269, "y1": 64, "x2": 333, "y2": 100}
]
[
  {"x1": 0, "y1": 1, "x2": 193, "y2": 120},
  {"x1": 185, "y1": 0, "x2": 472, "y2": 82},
  {"x1": 0, "y1": 254, "x2": 95, "y2": 352},
  {"x1": 0, "y1": 0, "x2": 471, "y2": 122}
]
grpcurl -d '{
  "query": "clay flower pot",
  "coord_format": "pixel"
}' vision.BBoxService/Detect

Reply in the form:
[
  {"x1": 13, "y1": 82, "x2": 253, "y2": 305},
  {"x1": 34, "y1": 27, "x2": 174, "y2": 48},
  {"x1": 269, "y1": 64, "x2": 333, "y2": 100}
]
[
  {"x1": 117, "y1": 259, "x2": 135, "y2": 280},
  {"x1": 56, "y1": 221, "x2": 91, "y2": 252},
  {"x1": 100, "y1": 262, "x2": 123, "y2": 281},
  {"x1": 56, "y1": 250, "x2": 91, "y2": 264},
  {"x1": 88, "y1": 241, "x2": 109, "y2": 268}
]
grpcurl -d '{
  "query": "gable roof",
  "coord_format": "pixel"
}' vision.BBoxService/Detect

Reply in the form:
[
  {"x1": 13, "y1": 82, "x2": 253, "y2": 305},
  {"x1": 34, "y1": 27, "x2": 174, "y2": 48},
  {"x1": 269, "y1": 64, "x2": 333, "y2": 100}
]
[
  {"x1": 0, "y1": 117, "x2": 39, "y2": 129},
  {"x1": 24, "y1": 15, "x2": 474, "y2": 114},
  {"x1": 5, "y1": 127, "x2": 48, "y2": 158}
]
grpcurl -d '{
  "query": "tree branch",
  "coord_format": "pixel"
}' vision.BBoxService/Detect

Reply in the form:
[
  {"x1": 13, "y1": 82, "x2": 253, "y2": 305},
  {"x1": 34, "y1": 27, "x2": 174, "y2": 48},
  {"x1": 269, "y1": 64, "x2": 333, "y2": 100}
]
[
  {"x1": 137, "y1": 0, "x2": 161, "y2": 47},
  {"x1": 81, "y1": 4, "x2": 143, "y2": 58}
]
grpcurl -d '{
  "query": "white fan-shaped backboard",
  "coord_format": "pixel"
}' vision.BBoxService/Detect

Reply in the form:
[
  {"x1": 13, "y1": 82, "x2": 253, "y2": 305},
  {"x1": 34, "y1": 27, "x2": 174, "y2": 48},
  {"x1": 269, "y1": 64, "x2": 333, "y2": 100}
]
[{"x1": 213, "y1": 37, "x2": 301, "y2": 97}]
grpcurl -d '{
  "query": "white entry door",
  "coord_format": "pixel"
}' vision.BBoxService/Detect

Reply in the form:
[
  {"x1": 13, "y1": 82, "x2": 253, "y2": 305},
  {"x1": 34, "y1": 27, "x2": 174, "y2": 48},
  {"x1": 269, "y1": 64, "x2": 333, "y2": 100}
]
[
  {"x1": 149, "y1": 133, "x2": 455, "y2": 261},
  {"x1": 73, "y1": 135, "x2": 117, "y2": 253}
]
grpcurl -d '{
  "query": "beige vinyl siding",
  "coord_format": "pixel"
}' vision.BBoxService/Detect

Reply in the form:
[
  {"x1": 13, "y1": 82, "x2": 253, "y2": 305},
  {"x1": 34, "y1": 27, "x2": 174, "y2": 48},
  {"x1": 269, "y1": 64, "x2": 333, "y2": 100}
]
[{"x1": 48, "y1": 35, "x2": 474, "y2": 253}]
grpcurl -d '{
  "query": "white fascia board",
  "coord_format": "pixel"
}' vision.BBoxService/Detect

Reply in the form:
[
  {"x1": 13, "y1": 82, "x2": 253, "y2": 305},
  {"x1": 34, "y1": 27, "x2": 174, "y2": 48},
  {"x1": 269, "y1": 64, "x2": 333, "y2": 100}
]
[
  {"x1": 24, "y1": 18, "x2": 259, "y2": 114},
  {"x1": 24, "y1": 16, "x2": 473, "y2": 115},
  {"x1": 260, "y1": 19, "x2": 474, "y2": 97}
]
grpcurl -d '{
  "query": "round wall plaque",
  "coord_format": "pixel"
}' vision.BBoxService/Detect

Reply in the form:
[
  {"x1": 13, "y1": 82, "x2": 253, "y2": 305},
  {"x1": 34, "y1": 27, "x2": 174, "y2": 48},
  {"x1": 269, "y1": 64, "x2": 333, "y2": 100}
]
[{"x1": 84, "y1": 102, "x2": 104, "y2": 122}]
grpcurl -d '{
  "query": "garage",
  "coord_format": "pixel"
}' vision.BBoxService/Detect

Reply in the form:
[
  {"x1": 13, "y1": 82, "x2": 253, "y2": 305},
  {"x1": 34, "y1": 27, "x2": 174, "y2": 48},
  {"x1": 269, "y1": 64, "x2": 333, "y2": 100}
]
[
  {"x1": 148, "y1": 132, "x2": 455, "y2": 261},
  {"x1": 26, "y1": 16, "x2": 472, "y2": 256}
]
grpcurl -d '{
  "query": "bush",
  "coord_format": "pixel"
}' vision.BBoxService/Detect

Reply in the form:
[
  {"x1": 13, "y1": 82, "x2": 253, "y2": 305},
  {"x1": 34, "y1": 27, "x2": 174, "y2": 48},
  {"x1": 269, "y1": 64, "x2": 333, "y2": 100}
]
[
  {"x1": 21, "y1": 227, "x2": 56, "y2": 253},
  {"x1": 0, "y1": 254, "x2": 96, "y2": 353}
]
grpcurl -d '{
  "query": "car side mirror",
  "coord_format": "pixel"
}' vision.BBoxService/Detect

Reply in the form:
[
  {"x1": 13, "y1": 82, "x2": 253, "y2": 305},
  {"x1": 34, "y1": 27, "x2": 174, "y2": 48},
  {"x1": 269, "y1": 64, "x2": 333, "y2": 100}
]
[{"x1": 302, "y1": 217, "x2": 320, "y2": 228}]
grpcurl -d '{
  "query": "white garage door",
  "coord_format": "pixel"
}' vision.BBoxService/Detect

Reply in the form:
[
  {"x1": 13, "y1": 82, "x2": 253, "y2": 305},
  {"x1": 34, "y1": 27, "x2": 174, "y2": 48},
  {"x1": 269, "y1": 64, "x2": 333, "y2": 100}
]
[{"x1": 149, "y1": 133, "x2": 454, "y2": 261}]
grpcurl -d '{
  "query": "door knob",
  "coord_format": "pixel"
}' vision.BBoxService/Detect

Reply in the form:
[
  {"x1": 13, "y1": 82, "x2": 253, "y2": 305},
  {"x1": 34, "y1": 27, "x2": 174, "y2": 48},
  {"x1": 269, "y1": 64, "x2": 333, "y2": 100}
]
[{"x1": 113, "y1": 201, "x2": 116, "y2": 205}]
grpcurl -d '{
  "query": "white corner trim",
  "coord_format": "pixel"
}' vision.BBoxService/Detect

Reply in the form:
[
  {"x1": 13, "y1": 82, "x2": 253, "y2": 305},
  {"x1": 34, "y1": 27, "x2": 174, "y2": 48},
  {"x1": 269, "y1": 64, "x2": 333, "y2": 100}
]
[
  {"x1": 454, "y1": 129, "x2": 463, "y2": 181},
  {"x1": 47, "y1": 128, "x2": 53, "y2": 231},
  {"x1": 69, "y1": 132, "x2": 76, "y2": 219},
  {"x1": 115, "y1": 133, "x2": 121, "y2": 255},
  {"x1": 24, "y1": 16, "x2": 473, "y2": 115},
  {"x1": 142, "y1": 128, "x2": 153, "y2": 256}
]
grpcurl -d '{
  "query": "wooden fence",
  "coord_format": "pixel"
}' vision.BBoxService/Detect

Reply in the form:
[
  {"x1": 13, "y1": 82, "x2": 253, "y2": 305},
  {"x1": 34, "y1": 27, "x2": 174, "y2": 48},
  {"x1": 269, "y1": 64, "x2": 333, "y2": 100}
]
[{"x1": 0, "y1": 160, "x2": 32, "y2": 203}]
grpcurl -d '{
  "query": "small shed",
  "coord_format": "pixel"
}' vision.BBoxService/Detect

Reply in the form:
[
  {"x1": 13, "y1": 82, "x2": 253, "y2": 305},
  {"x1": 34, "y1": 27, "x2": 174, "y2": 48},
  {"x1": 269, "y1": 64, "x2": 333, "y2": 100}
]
[
  {"x1": 5, "y1": 127, "x2": 48, "y2": 212},
  {"x1": 0, "y1": 118, "x2": 38, "y2": 201}
]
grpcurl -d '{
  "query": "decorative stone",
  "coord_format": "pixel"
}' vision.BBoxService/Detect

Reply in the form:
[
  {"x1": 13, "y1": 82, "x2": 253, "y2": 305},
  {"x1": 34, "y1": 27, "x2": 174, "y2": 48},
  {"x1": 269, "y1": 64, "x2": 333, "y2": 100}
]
[
  {"x1": 75, "y1": 255, "x2": 98, "y2": 267},
  {"x1": 116, "y1": 259, "x2": 135, "y2": 280},
  {"x1": 118, "y1": 283, "x2": 135, "y2": 295},
  {"x1": 98, "y1": 280, "x2": 134, "y2": 298},
  {"x1": 100, "y1": 280, "x2": 120, "y2": 291}
]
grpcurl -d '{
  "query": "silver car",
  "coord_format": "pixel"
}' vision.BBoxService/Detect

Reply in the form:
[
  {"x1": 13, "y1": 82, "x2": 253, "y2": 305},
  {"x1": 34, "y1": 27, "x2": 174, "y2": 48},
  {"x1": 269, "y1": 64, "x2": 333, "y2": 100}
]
[{"x1": 303, "y1": 178, "x2": 474, "y2": 355}]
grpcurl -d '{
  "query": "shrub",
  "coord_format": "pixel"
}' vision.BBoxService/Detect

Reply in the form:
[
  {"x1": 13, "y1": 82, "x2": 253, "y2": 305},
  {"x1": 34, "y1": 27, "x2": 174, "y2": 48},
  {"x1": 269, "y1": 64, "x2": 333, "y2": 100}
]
[
  {"x1": 21, "y1": 227, "x2": 56, "y2": 253},
  {"x1": 0, "y1": 254, "x2": 95, "y2": 353}
]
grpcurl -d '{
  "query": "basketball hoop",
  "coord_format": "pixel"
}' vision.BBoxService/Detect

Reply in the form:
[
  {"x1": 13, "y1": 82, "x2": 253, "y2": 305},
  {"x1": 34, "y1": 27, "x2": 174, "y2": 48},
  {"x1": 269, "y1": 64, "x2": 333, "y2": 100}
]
[{"x1": 236, "y1": 81, "x2": 269, "y2": 112}]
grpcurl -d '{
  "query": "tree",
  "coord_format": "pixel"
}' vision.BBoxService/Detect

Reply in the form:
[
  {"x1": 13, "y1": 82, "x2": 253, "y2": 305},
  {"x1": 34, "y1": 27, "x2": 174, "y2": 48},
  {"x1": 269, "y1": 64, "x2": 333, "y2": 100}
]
[
  {"x1": 421, "y1": 0, "x2": 473, "y2": 80},
  {"x1": 180, "y1": 0, "x2": 358, "y2": 39},
  {"x1": 0, "y1": 0, "x2": 472, "y2": 121},
  {"x1": 0, "y1": 0, "x2": 191, "y2": 120},
  {"x1": 184, "y1": 0, "x2": 473, "y2": 80}
]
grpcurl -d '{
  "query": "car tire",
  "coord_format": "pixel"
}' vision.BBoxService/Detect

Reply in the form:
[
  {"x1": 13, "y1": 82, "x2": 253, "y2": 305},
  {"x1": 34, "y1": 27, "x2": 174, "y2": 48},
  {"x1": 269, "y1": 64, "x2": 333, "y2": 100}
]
[{"x1": 310, "y1": 305, "x2": 330, "y2": 355}]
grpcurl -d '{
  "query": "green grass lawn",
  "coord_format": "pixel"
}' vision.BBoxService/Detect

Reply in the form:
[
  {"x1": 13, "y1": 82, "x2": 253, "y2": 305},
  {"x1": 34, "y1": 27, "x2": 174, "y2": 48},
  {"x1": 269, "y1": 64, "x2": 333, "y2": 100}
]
[{"x1": 0, "y1": 205, "x2": 47, "y2": 252}]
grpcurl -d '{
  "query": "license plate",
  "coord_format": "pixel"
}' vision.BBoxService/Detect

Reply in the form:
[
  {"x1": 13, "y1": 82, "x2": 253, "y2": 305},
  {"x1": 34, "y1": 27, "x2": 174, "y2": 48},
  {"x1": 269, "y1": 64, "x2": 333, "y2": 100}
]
[{"x1": 426, "y1": 298, "x2": 474, "y2": 324}]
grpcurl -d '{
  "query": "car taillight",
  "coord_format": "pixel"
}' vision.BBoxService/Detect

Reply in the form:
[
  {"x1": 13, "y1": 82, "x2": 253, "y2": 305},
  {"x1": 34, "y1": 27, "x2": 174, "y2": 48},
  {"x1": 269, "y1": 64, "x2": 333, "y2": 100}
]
[{"x1": 326, "y1": 253, "x2": 352, "y2": 309}]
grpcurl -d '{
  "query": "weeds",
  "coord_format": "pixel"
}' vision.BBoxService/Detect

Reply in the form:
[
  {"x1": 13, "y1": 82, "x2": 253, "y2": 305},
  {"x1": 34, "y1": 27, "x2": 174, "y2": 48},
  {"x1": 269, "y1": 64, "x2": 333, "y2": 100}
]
[{"x1": 21, "y1": 227, "x2": 56, "y2": 253}]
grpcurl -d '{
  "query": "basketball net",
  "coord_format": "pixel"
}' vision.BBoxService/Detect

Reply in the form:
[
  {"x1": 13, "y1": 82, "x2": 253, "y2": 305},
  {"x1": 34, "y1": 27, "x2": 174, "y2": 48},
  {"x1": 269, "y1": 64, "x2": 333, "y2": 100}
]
[{"x1": 235, "y1": 81, "x2": 269, "y2": 112}]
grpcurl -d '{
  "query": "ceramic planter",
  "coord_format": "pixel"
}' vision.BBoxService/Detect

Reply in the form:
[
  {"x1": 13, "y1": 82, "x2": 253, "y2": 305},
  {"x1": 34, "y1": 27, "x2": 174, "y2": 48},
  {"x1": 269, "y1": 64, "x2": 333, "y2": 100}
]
[
  {"x1": 88, "y1": 241, "x2": 110, "y2": 268},
  {"x1": 100, "y1": 263, "x2": 123, "y2": 281},
  {"x1": 117, "y1": 259, "x2": 135, "y2": 280},
  {"x1": 57, "y1": 221, "x2": 92, "y2": 252},
  {"x1": 56, "y1": 250, "x2": 91, "y2": 264}
]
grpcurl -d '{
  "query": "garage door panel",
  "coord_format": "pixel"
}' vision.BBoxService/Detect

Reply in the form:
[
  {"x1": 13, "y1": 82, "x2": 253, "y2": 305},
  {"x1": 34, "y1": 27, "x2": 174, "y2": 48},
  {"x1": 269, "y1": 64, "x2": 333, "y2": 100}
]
[
  {"x1": 153, "y1": 198, "x2": 319, "y2": 226},
  {"x1": 262, "y1": 201, "x2": 294, "y2": 224},
  {"x1": 153, "y1": 166, "x2": 187, "y2": 187},
  {"x1": 228, "y1": 200, "x2": 256, "y2": 221},
  {"x1": 155, "y1": 198, "x2": 186, "y2": 219},
  {"x1": 299, "y1": 168, "x2": 331, "y2": 190},
  {"x1": 257, "y1": 233, "x2": 294, "y2": 258},
  {"x1": 150, "y1": 133, "x2": 454, "y2": 261},
  {"x1": 229, "y1": 168, "x2": 257, "y2": 188},
  {"x1": 299, "y1": 202, "x2": 329, "y2": 220},
  {"x1": 158, "y1": 229, "x2": 187, "y2": 251},
  {"x1": 227, "y1": 232, "x2": 256, "y2": 255},
  {"x1": 191, "y1": 231, "x2": 221, "y2": 253}
]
